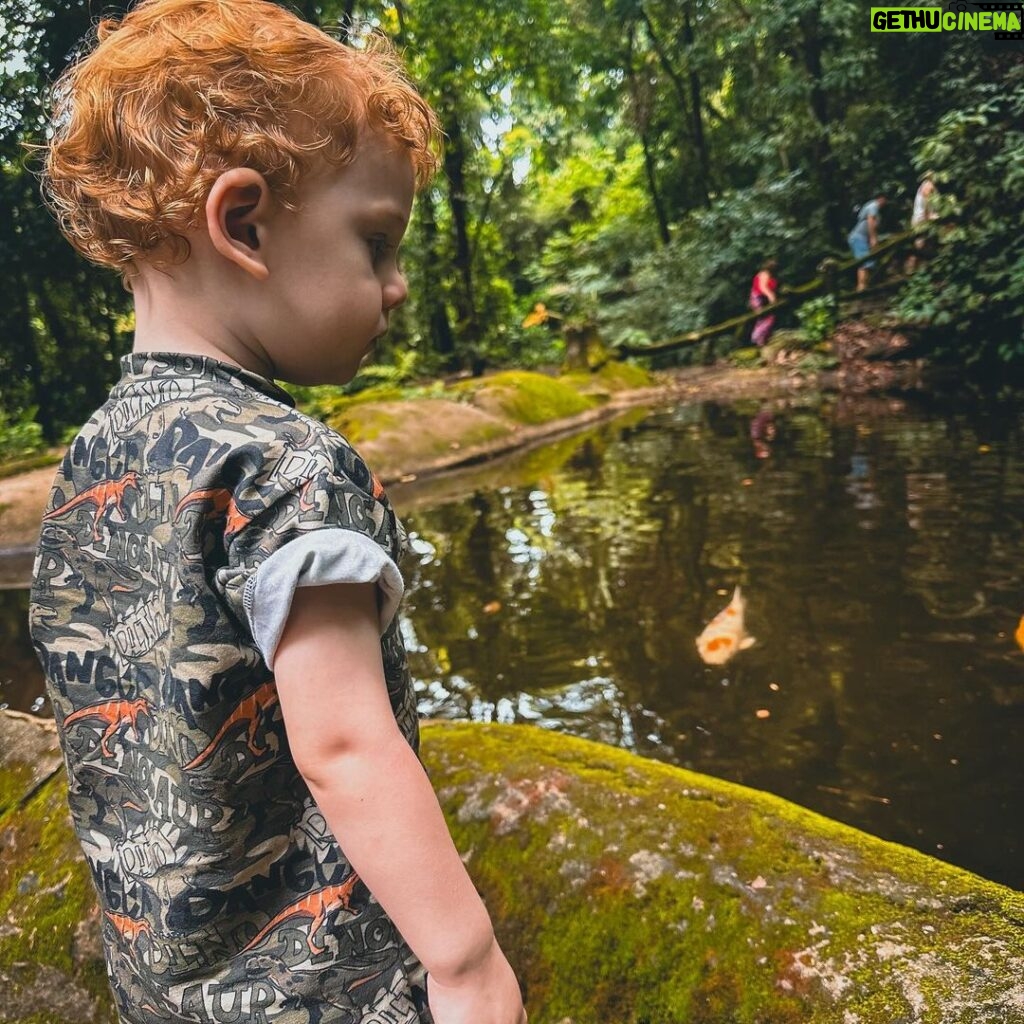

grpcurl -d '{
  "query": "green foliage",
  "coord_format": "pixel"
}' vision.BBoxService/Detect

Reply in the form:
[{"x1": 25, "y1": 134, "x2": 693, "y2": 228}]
[
  {"x1": 893, "y1": 51, "x2": 1024, "y2": 368},
  {"x1": 2, "y1": 0, "x2": 1021, "y2": 444},
  {"x1": 796, "y1": 296, "x2": 839, "y2": 345},
  {"x1": 345, "y1": 349, "x2": 421, "y2": 395},
  {"x1": 605, "y1": 174, "x2": 820, "y2": 349},
  {"x1": 0, "y1": 408, "x2": 46, "y2": 464},
  {"x1": 528, "y1": 134, "x2": 660, "y2": 340},
  {"x1": 728, "y1": 347, "x2": 763, "y2": 369}
]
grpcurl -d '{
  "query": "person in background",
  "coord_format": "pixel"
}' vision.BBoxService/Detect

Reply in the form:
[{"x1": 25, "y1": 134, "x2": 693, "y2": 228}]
[
  {"x1": 749, "y1": 258, "x2": 780, "y2": 347},
  {"x1": 907, "y1": 172, "x2": 939, "y2": 272},
  {"x1": 848, "y1": 190, "x2": 888, "y2": 291}
]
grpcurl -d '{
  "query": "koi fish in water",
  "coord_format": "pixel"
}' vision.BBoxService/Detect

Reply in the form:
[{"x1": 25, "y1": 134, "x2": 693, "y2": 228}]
[{"x1": 696, "y1": 586, "x2": 756, "y2": 665}]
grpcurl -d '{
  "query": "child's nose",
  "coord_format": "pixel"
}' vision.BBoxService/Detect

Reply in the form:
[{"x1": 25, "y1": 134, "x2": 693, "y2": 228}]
[{"x1": 383, "y1": 270, "x2": 408, "y2": 311}]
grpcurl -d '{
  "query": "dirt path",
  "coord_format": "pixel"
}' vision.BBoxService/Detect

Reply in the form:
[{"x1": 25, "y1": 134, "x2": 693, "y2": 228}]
[{"x1": 0, "y1": 464, "x2": 64, "y2": 553}]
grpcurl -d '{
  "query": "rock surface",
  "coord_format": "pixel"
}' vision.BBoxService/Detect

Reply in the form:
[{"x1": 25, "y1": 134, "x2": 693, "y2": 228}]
[
  {"x1": 2, "y1": 712, "x2": 1022, "y2": 1023},
  {"x1": 425, "y1": 723, "x2": 1024, "y2": 1024}
]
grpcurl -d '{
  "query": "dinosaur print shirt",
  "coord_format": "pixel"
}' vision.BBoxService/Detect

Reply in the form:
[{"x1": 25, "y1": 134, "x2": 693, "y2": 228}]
[{"x1": 29, "y1": 352, "x2": 432, "y2": 1024}]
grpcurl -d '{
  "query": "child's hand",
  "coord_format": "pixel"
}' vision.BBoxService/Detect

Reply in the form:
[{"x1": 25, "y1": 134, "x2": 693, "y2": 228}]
[{"x1": 426, "y1": 940, "x2": 527, "y2": 1024}]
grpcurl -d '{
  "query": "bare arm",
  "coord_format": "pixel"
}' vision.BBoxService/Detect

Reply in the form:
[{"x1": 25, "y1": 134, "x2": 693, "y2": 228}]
[
  {"x1": 756, "y1": 270, "x2": 777, "y2": 304},
  {"x1": 867, "y1": 214, "x2": 879, "y2": 248},
  {"x1": 274, "y1": 581, "x2": 525, "y2": 1024}
]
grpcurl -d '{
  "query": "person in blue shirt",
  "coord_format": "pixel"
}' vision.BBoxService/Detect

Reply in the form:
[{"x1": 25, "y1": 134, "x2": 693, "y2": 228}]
[{"x1": 848, "y1": 190, "x2": 888, "y2": 291}]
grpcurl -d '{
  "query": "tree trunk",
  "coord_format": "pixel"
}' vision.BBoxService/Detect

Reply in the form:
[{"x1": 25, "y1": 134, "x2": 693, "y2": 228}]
[
  {"x1": 681, "y1": 3, "x2": 712, "y2": 207},
  {"x1": 417, "y1": 188, "x2": 456, "y2": 363},
  {"x1": 639, "y1": 3, "x2": 710, "y2": 207},
  {"x1": 442, "y1": 101, "x2": 479, "y2": 357},
  {"x1": 798, "y1": 2, "x2": 843, "y2": 242},
  {"x1": 626, "y1": 27, "x2": 671, "y2": 245}
]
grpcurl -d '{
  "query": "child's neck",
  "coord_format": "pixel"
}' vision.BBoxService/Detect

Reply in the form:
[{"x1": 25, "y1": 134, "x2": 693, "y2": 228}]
[{"x1": 130, "y1": 264, "x2": 275, "y2": 379}]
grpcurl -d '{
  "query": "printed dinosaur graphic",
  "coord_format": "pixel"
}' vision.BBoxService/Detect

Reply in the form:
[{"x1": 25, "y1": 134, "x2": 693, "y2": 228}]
[
  {"x1": 44, "y1": 471, "x2": 140, "y2": 541},
  {"x1": 63, "y1": 698, "x2": 153, "y2": 757},
  {"x1": 174, "y1": 487, "x2": 253, "y2": 538},
  {"x1": 183, "y1": 681, "x2": 279, "y2": 770},
  {"x1": 242, "y1": 874, "x2": 361, "y2": 955},
  {"x1": 105, "y1": 910, "x2": 153, "y2": 947}
]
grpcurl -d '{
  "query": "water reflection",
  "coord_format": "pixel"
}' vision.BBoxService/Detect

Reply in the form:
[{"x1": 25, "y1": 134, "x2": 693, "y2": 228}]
[{"x1": 400, "y1": 397, "x2": 1024, "y2": 889}]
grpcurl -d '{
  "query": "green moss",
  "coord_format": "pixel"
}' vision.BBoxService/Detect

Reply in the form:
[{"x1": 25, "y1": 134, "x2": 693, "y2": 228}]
[
  {"x1": 455, "y1": 370, "x2": 597, "y2": 425},
  {"x1": 323, "y1": 404, "x2": 400, "y2": 445},
  {"x1": 0, "y1": 761, "x2": 33, "y2": 816},
  {"x1": 0, "y1": 777, "x2": 99, "y2": 986},
  {"x1": 0, "y1": 452, "x2": 63, "y2": 480},
  {"x1": 597, "y1": 360, "x2": 653, "y2": 389},
  {"x1": 5, "y1": 717, "x2": 1024, "y2": 1024},
  {"x1": 563, "y1": 360, "x2": 654, "y2": 397},
  {"x1": 421, "y1": 722, "x2": 1024, "y2": 1024},
  {"x1": 728, "y1": 346, "x2": 764, "y2": 368}
]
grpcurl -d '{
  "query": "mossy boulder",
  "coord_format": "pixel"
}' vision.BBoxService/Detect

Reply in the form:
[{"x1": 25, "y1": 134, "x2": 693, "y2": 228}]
[
  {"x1": 421, "y1": 723, "x2": 1023, "y2": 1024},
  {"x1": 564, "y1": 360, "x2": 655, "y2": 399},
  {"x1": 0, "y1": 712, "x2": 115, "y2": 1023},
  {"x1": 455, "y1": 370, "x2": 597, "y2": 425},
  {"x1": 2, "y1": 713, "x2": 1022, "y2": 1024},
  {"x1": 326, "y1": 397, "x2": 510, "y2": 465}
]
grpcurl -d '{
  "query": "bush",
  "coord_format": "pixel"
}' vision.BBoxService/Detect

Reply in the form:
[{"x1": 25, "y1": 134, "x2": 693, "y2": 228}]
[
  {"x1": 894, "y1": 53, "x2": 1024, "y2": 369},
  {"x1": 0, "y1": 409, "x2": 46, "y2": 465},
  {"x1": 796, "y1": 297, "x2": 839, "y2": 345}
]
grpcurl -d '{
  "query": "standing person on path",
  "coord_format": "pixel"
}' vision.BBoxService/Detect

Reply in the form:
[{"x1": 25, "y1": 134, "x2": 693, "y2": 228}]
[
  {"x1": 749, "y1": 258, "x2": 780, "y2": 347},
  {"x1": 848, "y1": 190, "x2": 888, "y2": 291},
  {"x1": 912, "y1": 174, "x2": 938, "y2": 229},
  {"x1": 28, "y1": 3, "x2": 526, "y2": 1023},
  {"x1": 907, "y1": 173, "x2": 939, "y2": 272}
]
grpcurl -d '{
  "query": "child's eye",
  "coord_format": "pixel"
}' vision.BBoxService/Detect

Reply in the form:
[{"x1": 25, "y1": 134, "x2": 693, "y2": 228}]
[{"x1": 368, "y1": 235, "x2": 394, "y2": 265}]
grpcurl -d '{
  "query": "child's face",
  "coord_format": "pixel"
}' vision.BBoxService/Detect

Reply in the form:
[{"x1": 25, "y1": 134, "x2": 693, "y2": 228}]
[{"x1": 261, "y1": 130, "x2": 415, "y2": 386}]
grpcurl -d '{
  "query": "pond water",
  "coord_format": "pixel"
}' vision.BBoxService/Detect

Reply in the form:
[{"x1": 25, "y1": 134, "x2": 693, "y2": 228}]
[{"x1": 3, "y1": 391, "x2": 1023, "y2": 889}]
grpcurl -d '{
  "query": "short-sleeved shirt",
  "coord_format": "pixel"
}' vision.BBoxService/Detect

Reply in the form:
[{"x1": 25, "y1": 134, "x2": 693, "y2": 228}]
[
  {"x1": 849, "y1": 200, "x2": 882, "y2": 244},
  {"x1": 912, "y1": 183, "x2": 935, "y2": 226},
  {"x1": 28, "y1": 352, "x2": 432, "y2": 1024}
]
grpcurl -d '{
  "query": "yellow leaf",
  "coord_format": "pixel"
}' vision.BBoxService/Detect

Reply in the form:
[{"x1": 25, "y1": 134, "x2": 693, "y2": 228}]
[{"x1": 522, "y1": 303, "x2": 549, "y2": 328}]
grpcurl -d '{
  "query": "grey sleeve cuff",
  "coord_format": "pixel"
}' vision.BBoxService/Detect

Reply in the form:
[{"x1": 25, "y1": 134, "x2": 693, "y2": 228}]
[{"x1": 244, "y1": 529, "x2": 405, "y2": 671}]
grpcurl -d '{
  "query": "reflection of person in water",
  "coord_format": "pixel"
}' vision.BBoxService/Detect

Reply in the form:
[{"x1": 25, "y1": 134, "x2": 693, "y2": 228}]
[{"x1": 750, "y1": 407, "x2": 776, "y2": 459}]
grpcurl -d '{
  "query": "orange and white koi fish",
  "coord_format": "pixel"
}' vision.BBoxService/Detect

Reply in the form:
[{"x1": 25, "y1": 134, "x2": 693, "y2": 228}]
[{"x1": 696, "y1": 586, "x2": 756, "y2": 665}]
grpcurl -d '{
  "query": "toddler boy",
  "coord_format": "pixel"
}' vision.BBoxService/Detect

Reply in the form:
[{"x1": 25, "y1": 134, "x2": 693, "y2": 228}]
[{"x1": 28, "y1": 2, "x2": 525, "y2": 1022}]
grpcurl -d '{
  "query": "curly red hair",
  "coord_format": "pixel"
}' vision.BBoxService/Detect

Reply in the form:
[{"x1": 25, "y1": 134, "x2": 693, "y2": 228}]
[{"x1": 42, "y1": 0, "x2": 440, "y2": 273}]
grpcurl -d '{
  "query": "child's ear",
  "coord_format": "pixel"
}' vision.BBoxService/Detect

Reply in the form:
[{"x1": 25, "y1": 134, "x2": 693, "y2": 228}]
[{"x1": 205, "y1": 169, "x2": 273, "y2": 281}]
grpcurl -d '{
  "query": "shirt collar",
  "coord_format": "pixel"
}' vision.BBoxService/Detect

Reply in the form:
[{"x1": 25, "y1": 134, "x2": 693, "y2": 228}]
[{"x1": 115, "y1": 352, "x2": 296, "y2": 408}]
